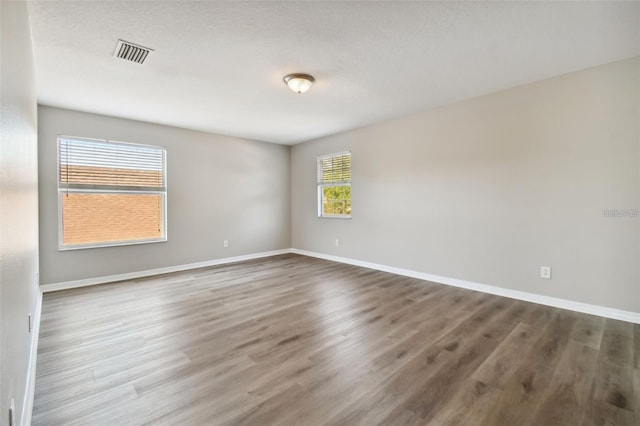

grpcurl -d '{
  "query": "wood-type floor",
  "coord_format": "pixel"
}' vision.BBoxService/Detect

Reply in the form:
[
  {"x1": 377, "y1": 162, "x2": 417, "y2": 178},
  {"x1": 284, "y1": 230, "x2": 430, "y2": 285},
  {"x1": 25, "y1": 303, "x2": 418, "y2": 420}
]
[{"x1": 33, "y1": 254, "x2": 639, "y2": 425}]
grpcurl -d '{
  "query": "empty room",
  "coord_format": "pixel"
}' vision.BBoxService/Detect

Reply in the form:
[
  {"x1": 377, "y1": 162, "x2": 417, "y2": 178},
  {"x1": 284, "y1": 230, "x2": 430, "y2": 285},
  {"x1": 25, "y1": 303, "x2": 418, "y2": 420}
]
[{"x1": 1, "y1": 0, "x2": 639, "y2": 425}]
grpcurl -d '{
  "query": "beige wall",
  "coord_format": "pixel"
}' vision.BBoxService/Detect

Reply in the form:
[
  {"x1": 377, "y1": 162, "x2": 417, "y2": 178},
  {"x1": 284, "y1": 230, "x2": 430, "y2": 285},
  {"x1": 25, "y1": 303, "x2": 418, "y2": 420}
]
[
  {"x1": 38, "y1": 106, "x2": 291, "y2": 284},
  {"x1": 292, "y1": 57, "x2": 639, "y2": 312},
  {"x1": 0, "y1": 1, "x2": 41, "y2": 424}
]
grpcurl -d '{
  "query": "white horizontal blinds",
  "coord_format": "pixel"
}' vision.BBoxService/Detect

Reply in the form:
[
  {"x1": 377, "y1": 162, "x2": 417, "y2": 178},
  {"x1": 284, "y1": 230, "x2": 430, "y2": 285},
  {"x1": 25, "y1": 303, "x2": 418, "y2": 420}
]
[
  {"x1": 58, "y1": 137, "x2": 166, "y2": 192},
  {"x1": 317, "y1": 151, "x2": 351, "y2": 184}
]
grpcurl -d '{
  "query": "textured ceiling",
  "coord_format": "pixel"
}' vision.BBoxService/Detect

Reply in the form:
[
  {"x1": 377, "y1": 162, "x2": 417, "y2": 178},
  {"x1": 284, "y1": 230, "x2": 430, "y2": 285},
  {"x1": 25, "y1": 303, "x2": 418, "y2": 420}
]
[{"x1": 29, "y1": 1, "x2": 639, "y2": 145}]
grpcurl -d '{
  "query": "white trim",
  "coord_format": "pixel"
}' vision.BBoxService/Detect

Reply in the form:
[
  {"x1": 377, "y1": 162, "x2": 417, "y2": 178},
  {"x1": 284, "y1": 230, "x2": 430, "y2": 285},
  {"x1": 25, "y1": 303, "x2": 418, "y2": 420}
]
[
  {"x1": 21, "y1": 289, "x2": 42, "y2": 426},
  {"x1": 58, "y1": 233, "x2": 168, "y2": 251},
  {"x1": 291, "y1": 249, "x2": 640, "y2": 324},
  {"x1": 41, "y1": 249, "x2": 293, "y2": 293}
]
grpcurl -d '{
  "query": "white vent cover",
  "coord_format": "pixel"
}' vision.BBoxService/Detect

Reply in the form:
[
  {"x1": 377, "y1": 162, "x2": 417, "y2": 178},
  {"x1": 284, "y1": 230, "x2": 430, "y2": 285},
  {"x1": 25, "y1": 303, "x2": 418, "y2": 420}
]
[{"x1": 113, "y1": 39, "x2": 153, "y2": 64}]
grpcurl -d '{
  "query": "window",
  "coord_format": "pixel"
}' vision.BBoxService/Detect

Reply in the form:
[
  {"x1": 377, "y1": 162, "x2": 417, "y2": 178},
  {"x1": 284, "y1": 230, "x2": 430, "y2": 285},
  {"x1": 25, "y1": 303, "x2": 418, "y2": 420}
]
[
  {"x1": 317, "y1": 151, "x2": 351, "y2": 218},
  {"x1": 58, "y1": 136, "x2": 167, "y2": 249}
]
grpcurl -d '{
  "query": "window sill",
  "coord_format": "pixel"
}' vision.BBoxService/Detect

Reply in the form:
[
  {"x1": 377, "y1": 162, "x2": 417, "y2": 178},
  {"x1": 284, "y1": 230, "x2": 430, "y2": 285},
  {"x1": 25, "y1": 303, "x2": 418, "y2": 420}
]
[{"x1": 59, "y1": 237, "x2": 167, "y2": 251}]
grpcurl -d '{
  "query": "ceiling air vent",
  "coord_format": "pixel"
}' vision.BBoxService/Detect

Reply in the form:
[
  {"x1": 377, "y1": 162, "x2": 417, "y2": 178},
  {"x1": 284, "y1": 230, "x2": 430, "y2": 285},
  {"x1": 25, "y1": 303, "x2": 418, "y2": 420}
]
[{"x1": 113, "y1": 39, "x2": 153, "y2": 64}]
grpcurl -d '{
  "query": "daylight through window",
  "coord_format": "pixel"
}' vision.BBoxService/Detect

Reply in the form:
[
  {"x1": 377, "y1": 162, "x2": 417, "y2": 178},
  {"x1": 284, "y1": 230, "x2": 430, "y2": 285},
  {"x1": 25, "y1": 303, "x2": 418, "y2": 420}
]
[
  {"x1": 58, "y1": 137, "x2": 167, "y2": 249},
  {"x1": 317, "y1": 151, "x2": 351, "y2": 218}
]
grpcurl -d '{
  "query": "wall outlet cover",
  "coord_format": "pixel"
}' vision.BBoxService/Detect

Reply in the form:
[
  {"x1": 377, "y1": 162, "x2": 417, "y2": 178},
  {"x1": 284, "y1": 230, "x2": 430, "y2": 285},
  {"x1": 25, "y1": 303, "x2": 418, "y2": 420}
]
[{"x1": 540, "y1": 266, "x2": 552, "y2": 279}]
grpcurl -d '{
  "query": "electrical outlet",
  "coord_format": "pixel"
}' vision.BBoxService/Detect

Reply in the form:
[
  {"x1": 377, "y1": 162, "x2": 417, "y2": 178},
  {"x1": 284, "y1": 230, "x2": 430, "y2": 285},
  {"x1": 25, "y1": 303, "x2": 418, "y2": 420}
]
[
  {"x1": 223, "y1": 240, "x2": 229, "y2": 248},
  {"x1": 540, "y1": 266, "x2": 551, "y2": 279},
  {"x1": 28, "y1": 313, "x2": 32, "y2": 333},
  {"x1": 335, "y1": 239, "x2": 339, "y2": 247},
  {"x1": 9, "y1": 398, "x2": 15, "y2": 426}
]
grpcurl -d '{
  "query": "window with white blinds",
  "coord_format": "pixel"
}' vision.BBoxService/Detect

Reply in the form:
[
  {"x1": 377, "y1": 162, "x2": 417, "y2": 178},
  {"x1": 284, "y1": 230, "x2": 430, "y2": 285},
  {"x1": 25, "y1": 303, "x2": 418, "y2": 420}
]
[
  {"x1": 57, "y1": 136, "x2": 167, "y2": 249},
  {"x1": 317, "y1": 151, "x2": 351, "y2": 218}
]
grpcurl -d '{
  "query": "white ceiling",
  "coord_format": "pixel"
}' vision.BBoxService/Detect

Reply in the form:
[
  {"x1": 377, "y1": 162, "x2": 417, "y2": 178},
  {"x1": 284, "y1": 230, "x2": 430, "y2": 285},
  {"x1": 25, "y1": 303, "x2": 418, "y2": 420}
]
[{"x1": 29, "y1": 1, "x2": 639, "y2": 145}]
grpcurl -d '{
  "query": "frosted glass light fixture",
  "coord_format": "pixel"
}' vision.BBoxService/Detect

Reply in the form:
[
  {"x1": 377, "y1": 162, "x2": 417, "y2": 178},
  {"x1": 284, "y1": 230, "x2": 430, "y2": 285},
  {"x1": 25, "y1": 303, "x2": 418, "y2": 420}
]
[{"x1": 283, "y1": 73, "x2": 315, "y2": 94}]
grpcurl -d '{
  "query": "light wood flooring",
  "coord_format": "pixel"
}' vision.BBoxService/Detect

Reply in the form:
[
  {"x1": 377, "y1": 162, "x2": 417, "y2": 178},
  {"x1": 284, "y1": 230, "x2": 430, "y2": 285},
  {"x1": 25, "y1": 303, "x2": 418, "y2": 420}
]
[{"x1": 33, "y1": 254, "x2": 639, "y2": 425}]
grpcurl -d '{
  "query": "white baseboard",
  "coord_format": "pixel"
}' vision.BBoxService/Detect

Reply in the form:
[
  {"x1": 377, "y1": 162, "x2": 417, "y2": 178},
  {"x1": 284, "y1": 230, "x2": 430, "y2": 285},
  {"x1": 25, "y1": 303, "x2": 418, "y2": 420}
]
[
  {"x1": 21, "y1": 288, "x2": 42, "y2": 426},
  {"x1": 40, "y1": 246, "x2": 640, "y2": 324},
  {"x1": 291, "y1": 249, "x2": 640, "y2": 324},
  {"x1": 40, "y1": 249, "x2": 293, "y2": 293}
]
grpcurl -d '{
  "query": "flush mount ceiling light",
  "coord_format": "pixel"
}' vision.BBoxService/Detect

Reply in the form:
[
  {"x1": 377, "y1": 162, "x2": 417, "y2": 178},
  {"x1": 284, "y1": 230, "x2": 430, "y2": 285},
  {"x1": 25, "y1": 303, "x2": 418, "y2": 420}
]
[{"x1": 283, "y1": 73, "x2": 315, "y2": 94}]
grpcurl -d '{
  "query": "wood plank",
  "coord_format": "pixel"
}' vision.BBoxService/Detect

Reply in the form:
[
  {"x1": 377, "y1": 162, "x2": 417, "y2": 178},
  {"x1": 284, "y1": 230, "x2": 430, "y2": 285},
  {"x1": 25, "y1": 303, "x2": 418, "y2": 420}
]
[
  {"x1": 32, "y1": 383, "x2": 138, "y2": 425},
  {"x1": 634, "y1": 323, "x2": 640, "y2": 369},
  {"x1": 424, "y1": 377, "x2": 502, "y2": 426},
  {"x1": 384, "y1": 300, "x2": 530, "y2": 424},
  {"x1": 570, "y1": 313, "x2": 605, "y2": 350},
  {"x1": 589, "y1": 319, "x2": 635, "y2": 418},
  {"x1": 477, "y1": 311, "x2": 578, "y2": 426},
  {"x1": 529, "y1": 340, "x2": 598, "y2": 425},
  {"x1": 584, "y1": 401, "x2": 635, "y2": 426},
  {"x1": 472, "y1": 321, "x2": 544, "y2": 389}
]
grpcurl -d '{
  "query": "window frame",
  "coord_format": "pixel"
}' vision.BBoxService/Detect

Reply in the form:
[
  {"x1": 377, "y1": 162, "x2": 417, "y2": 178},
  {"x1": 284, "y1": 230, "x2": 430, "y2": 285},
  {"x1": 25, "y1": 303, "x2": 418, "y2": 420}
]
[
  {"x1": 317, "y1": 151, "x2": 352, "y2": 219},
  {"x1": 57, "y1": 135, "x2": 168, "y2": 251}
]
